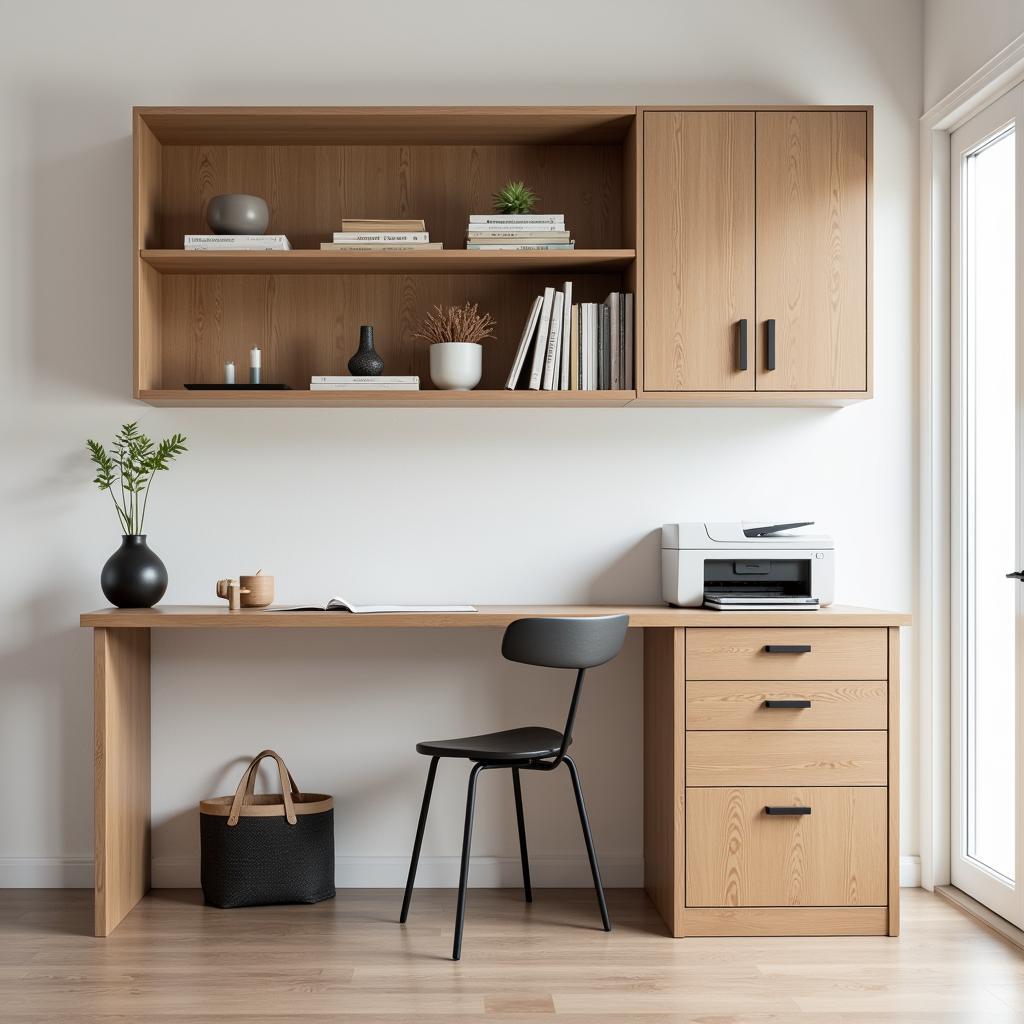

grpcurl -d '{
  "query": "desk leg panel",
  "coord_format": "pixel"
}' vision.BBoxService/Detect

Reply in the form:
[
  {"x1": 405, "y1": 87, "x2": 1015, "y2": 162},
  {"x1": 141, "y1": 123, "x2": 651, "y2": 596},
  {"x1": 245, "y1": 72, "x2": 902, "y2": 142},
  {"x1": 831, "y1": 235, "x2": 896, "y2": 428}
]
[
  {"x1": 643, "y1": 627, "x2": 685, "y2": 936},
  {"x1": 94, "y1": 627, "x2": 151, "y2": 937}
]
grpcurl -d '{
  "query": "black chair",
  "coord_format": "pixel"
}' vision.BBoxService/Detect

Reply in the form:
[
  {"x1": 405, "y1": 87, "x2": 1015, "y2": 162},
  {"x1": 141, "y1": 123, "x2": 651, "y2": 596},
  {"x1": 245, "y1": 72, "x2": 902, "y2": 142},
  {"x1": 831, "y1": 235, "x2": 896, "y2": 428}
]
[{"x1": 399, "y1": 614, "x2": 629, "y2": 960}]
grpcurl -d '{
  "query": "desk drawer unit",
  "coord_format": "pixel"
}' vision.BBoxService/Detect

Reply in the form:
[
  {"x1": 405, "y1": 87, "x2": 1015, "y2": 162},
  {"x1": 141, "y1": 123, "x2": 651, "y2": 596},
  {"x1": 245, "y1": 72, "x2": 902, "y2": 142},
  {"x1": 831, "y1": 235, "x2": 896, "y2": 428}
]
[{"x1": 643, "y1": 620, "x2": 902, "y2": 939}]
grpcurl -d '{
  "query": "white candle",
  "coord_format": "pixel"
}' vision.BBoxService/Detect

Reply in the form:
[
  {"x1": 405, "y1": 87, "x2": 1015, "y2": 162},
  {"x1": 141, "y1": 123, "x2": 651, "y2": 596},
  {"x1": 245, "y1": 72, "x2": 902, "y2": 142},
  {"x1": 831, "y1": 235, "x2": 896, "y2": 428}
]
[
  {"x1": 224, "y1": 361, "x2": 235, "y2": 384},
  {"x1": 250, "y1": 347, "x2": 261, "y2": 369}
]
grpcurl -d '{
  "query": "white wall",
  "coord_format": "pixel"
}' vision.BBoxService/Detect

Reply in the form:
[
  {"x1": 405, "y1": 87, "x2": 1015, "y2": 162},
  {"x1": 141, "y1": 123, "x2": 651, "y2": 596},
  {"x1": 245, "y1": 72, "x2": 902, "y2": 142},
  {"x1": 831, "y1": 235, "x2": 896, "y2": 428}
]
[
  {"x1": 0, "y1": 0, "x2": 922, "y2": 888},
  {"x1": 924, "y1": 0, "x2": 1024, "y2": 109}
]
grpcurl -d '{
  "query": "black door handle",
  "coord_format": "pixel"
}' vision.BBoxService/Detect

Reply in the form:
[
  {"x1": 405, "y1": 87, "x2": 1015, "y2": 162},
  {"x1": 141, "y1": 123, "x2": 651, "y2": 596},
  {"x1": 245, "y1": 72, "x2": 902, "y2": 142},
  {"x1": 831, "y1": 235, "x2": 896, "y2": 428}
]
[
  {"x1": 1007, "y1": 571, "x2": 1024, "y2": 580},
  {"x1": 764, "y1": 644, "x2": 812, "y2": 654},
  {"x1": 766, "y1": 319, "x2": 776, "y2": 371},
  {"x1": 765, "y1": 806, "x2": 812, "y2": 816},
  {"x1": 737, "y1": 319, "x2": 748, "y2": 371},
  {"x1": 764, "y1": 699, "x2": 812, "y2": 709}
]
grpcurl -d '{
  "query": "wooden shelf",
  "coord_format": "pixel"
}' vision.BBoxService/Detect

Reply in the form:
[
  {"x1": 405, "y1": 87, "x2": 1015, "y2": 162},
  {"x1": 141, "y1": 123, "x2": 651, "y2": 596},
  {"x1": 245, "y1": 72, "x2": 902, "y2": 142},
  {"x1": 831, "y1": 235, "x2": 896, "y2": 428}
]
[
  {"x1": 140, "y1": 249, "x2": 636, "y2": 275},
  {"x1": 139, "y1": 388, "x2": 637, "y2": 408}
]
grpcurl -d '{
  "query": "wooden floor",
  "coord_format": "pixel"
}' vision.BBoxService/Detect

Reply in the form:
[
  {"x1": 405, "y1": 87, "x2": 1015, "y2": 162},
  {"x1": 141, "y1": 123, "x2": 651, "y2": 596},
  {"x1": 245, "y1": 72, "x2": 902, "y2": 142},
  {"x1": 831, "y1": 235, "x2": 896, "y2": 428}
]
[{"x1": 3, "y1": 887, "x2": 1024, "y2": 1021}]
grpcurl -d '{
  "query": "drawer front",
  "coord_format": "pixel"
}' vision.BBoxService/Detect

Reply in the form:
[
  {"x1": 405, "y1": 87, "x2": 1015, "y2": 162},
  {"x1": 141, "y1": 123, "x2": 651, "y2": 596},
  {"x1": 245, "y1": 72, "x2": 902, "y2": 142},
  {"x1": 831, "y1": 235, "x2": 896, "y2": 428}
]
[
  {"x1": 686, "y1": 627, "x2": 888, "y2": 680},
  {"x1": 686, "y1": 679, "x2": 887, "y2": 730},
  {"x1": 686, "y1": 786, "x2": 887, "y2": 907},
  {"x1": 686, "y1": 730, "x2": 887, "y2": 785}
]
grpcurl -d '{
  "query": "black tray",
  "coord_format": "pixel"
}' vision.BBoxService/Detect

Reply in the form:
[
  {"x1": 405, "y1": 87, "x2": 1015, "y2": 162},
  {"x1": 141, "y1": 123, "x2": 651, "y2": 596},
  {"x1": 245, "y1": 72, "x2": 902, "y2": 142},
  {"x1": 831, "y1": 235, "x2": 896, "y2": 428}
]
[{"x1": 184, "y1": 383, "x2": 292, "y2": 390}]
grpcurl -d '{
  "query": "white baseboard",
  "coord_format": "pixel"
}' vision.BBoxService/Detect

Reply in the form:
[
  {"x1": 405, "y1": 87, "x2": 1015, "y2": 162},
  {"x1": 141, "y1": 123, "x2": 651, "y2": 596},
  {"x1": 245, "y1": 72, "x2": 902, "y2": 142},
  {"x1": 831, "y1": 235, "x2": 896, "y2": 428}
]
[
  {"x1": 901, "y1": 854, "x2": 922, "y2": 887},
  {"x1": 0, "y1": 854, "x2": 925, "y2": 890},
  {"x1": 151, "y1": 854, "x2": 644, "y2": 889},
  {"x1": 0, "y1": 857, "x2": 94, "y2": 888}
]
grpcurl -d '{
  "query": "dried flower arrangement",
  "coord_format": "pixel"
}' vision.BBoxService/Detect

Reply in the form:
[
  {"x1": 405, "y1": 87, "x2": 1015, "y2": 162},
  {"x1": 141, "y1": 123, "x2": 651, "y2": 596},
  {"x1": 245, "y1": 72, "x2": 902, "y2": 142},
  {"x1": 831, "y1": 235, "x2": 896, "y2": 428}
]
[{"x1": 414, "y1": 302, "x2": 497, "y2": 345}]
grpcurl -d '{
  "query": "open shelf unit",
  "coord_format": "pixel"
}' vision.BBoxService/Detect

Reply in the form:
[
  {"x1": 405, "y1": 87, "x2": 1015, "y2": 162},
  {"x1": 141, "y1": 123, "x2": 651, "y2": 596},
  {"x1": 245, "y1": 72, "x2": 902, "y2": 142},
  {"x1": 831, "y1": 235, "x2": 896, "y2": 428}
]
[{"x1": 134, "y1": 106, "x2": 640, "y2": 405}]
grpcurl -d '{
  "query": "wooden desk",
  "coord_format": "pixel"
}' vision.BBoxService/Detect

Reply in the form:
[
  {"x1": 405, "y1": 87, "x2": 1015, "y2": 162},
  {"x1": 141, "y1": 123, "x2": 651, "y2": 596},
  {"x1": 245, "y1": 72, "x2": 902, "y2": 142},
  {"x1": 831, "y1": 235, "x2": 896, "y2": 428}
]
[{"x1": 81, "y1": 604, "x2": 910, "y2": 938}]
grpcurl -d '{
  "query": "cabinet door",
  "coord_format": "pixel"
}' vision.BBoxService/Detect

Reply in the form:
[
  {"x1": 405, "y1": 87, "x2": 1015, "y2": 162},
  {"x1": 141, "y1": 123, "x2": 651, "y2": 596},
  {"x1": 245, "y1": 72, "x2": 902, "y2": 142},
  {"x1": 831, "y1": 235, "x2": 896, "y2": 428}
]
[
  {"x1": 643, "y1": 111, "x2": 755, "y2": 391},
  {"x1": 755, "y1": 111, "x2": 868, "y2": 391}
]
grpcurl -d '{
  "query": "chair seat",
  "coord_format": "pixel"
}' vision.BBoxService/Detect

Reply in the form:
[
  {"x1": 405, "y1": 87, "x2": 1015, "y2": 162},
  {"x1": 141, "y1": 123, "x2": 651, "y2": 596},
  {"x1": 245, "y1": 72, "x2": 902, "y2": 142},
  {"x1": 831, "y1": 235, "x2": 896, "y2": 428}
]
[{"x1": 416, "y1": 726, "x2": 565, "y2": 762}]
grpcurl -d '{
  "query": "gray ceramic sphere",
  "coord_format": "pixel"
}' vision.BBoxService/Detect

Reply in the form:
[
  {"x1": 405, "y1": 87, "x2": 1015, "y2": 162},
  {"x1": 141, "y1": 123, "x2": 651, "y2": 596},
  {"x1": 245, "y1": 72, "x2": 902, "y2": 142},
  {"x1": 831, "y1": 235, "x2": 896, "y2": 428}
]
[{"x1": 206, "y1": 194, "x2": 270, "y2": 234}]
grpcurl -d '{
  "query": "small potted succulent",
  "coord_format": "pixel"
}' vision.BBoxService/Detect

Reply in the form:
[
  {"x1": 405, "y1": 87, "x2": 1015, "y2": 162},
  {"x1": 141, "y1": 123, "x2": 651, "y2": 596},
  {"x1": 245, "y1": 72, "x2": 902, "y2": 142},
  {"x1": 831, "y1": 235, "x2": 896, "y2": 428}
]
[
  {"x1": 415, "y1": 303, "x2": 497, "y2": 391},
  {"x1": 86, "y1": 422, "x2": 188, "y2": 608},
  {"x1": 493, "y1": 180, "x2": 538, "y2": 214}
]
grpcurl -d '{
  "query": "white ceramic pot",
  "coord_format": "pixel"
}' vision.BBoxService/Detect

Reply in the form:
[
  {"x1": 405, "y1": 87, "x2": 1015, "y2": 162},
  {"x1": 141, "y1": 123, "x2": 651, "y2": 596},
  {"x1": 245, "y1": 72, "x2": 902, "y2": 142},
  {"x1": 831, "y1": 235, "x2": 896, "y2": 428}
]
[{"x1": 429, "y1": 342, "x2": 483, "y2": 390}]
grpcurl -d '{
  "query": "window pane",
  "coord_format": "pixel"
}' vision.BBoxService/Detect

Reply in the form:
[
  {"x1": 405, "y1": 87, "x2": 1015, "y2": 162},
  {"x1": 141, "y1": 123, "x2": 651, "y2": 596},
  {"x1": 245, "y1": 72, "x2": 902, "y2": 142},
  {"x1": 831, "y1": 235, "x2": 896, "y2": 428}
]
[{"x1": 965, "y1": 125, "x2": 1016, "y2": 881}]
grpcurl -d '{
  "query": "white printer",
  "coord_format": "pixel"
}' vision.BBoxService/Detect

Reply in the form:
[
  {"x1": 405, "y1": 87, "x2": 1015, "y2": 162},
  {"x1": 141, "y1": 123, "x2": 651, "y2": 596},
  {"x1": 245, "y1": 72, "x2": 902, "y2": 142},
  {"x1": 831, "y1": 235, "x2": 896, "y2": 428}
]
[{"x1": 661, "y1": 521, "x2": 835, "y2": 609}]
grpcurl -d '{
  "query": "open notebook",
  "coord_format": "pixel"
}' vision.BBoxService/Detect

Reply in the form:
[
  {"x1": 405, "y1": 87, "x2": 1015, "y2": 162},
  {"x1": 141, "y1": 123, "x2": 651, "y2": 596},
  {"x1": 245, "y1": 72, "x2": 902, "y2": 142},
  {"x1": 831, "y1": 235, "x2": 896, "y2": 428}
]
[{"x1": 274, "y1": 597, "x2": 476, "y2": 614}]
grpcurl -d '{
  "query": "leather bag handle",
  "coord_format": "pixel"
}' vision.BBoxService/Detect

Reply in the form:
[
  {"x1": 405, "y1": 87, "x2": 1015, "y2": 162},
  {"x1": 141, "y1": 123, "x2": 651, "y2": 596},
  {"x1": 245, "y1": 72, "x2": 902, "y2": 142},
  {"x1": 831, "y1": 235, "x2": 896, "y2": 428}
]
[{"x1": 227, "y1": 749, "x2": 299, "y2": 826}]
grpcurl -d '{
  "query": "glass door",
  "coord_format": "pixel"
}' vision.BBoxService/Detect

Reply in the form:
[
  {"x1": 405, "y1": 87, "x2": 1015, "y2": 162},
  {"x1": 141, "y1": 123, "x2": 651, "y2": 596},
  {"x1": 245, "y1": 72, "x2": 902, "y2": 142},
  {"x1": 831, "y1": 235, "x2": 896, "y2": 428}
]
[{"x1": 951, "y1": 83, "x2": 1024, "y2": 927}]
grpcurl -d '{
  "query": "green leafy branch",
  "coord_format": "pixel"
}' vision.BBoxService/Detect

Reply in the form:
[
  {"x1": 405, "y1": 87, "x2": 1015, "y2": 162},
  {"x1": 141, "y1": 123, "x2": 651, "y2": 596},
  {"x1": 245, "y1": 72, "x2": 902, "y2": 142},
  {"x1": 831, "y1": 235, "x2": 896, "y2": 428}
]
[{"x1": 86, "y1": 423, "x2": 188, "y2": 535}]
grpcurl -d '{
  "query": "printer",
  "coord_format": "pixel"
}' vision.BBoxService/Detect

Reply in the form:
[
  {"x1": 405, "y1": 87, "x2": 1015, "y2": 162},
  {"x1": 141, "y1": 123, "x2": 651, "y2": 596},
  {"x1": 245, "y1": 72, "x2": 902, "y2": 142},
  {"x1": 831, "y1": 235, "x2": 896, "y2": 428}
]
[{"x1": 661, "y1": 521, "x2": 835, "y2": 609}]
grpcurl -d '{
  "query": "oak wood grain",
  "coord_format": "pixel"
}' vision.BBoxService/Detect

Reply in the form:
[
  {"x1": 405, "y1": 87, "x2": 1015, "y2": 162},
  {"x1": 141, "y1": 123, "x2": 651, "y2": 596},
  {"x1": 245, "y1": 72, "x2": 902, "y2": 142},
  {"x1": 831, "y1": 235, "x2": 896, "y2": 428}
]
[
  {"x1": 683, "y1": 904, "x2": 888, "y2": 936},
  {"x1": 686, "y1": 627, "x2": 888, "y2": 680},
  {"x1": 755, "y1": 111, "x2": 868, "y2": 391},
  {"x1": 685, "y1": 730, "x2": 887, "y2": 786},
  {"x1": 643, "y1": 111, "x2": 755, "y2": 391},
  {"x1": 685, "y1": 786, "x2": 887, "y2": 907},
  {"x1": 686, "y1": 678, "x2": 887, "y2": 730},
  {"x1": 888, "y1": 626, "x2": 901, "y2": 936},
  {"x1": 80, "y1": 605, "x2": 911, "y2": 629},
  {"x1": 93, "y1": 627, "x2": 151, "y2": 937}
]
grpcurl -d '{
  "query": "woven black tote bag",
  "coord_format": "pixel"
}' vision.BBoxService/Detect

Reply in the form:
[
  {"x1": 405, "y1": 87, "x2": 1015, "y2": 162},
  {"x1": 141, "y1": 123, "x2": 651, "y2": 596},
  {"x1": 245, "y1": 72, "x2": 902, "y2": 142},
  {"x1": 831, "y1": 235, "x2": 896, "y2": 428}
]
[{"x1": 200, "y1": 750, "x2": 336, "y2": 909}]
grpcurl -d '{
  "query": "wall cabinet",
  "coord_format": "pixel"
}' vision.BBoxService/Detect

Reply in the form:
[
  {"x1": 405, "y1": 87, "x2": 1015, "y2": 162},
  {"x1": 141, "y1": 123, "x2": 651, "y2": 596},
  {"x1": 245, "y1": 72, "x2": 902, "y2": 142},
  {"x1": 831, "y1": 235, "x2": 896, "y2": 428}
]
[
  {"x1": 132, "y1": 105, "x2": 870, "y2": 408},
  {"x1": 640, "y1": 107, "x2": 871, "y2": 403}
]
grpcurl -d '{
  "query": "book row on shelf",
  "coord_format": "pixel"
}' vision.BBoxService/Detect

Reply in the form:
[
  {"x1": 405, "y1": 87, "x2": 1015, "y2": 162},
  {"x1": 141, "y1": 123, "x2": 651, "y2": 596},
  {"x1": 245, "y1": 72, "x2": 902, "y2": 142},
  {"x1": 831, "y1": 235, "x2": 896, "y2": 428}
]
[
  {"x1": 506, "y1": 285, "x2": 633, "y2": 392},
  {"x1": 183, "y1": 215, "x2": 576, "y2": 252}
]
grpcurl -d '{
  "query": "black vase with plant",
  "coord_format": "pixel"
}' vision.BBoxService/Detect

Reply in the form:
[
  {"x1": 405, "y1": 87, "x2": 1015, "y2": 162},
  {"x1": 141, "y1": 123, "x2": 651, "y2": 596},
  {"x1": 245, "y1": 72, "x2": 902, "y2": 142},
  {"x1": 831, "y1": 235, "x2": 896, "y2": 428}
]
[
  {"x1": 347, "y1": 325, "x2": 384, "y2": 376},
  {"x1": 87, "y1": 422, "x2": 188, "y2": 608}
]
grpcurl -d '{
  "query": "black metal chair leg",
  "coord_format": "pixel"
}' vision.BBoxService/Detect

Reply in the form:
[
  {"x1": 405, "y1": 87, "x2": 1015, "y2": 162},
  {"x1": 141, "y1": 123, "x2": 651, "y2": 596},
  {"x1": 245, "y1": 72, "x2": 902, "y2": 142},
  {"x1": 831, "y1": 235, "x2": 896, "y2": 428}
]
[
  {"x1": 511, "y1": 768, "x2": 533, "y2": 903},
  {"x1": 453, "y1": 762, "x2": 484, "y2": 961},
  {"x1": 564, "y1": 754, "x2": 611, "y2": 932},
  {"x1": 400, "y1": 756, "x2": 439, "y2": 923}
]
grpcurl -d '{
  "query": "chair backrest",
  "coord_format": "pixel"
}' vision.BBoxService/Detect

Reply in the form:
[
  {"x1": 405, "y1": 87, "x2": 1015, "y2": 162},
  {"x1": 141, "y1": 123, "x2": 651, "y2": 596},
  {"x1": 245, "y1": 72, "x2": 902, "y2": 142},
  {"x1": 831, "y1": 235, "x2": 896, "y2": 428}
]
[{"x1": 501, "y1": 615, "x2": 629, "y2": 670}]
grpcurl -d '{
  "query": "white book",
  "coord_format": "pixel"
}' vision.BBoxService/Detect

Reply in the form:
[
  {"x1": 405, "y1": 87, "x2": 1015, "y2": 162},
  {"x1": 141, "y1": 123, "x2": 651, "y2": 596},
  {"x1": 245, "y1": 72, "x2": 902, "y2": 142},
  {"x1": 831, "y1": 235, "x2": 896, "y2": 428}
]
[
  {"x1": 468, "y1": 214, "x2": 565, "y2": 225},
  {"x1": 331, "y1": 232, "x2": 430, "y2": 243},
  {"x1": 559, "y1": 281, "x2": 573, "y2": 390},
  {"x1": 624, "y1": 293, "x2": 635, "y2": 390},
  {"x1": 320, "y1": 242, "x2": 442, "y2": 251},
  {"x1": 541, "y1": 291, "x2": 564, "y2": 391},
  {"x1": 466, "y1": 243, "x2": 574, "y2": 250},
  {"x1": 310, "y1": 383, "x2": 419, "y2": 391},
  {"x1": 528, "y1": 288, "x2": 556, "y2": 390},
  {"x1": 276, "y1": 597, "x2": 477, "y2": 614},
  {"x1": 605, "y1": 292, "x2": 620, "y2": 390},
  {"x1": 505, "y1": 295, "x2": 544, "y2": 390},
  {"x1": 185, "y1": 234, "x2": 291, "y2": 250},
  {"x1": 311, "y1": 375, "x2": 419, "y2": 384},
  {"x1": 466, "y1": 227, "x2": 570, "y2": 236}
]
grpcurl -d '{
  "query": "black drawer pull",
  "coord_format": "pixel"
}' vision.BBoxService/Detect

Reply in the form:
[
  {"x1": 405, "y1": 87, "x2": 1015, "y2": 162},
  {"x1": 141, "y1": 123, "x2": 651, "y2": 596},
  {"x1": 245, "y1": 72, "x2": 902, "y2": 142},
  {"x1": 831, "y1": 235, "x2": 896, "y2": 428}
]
[
  {"x1": 737, "y1": 318, "x2": 748, "y2": 371},
  {"x1": 764, "y1": 699, "x2": 812, "y2": 709},
  {"x1": 766, "y1": 318, "x2": 776, "y2": 371},
  {"x1": 765, "y1": 806, "x2": 812, "y2": 816},
  {"x1": 763, "y1": 644, "x2": 812, "y2": 654}
]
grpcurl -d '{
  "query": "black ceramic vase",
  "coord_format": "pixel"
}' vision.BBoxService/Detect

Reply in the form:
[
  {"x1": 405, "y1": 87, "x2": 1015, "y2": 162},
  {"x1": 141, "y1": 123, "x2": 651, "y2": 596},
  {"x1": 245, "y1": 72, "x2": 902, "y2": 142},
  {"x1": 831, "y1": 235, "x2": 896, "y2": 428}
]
[
  {"x1": 347, "y1": 325, "x2": 384, "y2": 376},
  {"x1": 101, "y1": 535, "x2": 168, "y2": 608}
]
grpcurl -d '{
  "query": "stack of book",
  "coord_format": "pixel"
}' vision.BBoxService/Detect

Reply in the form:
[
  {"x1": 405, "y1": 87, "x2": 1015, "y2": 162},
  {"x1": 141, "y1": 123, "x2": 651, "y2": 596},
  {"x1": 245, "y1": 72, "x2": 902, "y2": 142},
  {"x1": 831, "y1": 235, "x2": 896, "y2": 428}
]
[
  {"x1": 310, "y1": 375, "x2": 420, "y2": 392},
  {"x1": 505, "y1": 286, "x2": 633, "y2": 391},
  {"x1": 320, "y1": 219, "x2": 440, "y2": 252},
  {"x1": 185, "y1": 234, "x2": 291, "y2": 250},
  {"x1": 465, "y1": 214, "x2": 573, "y2": 251}
]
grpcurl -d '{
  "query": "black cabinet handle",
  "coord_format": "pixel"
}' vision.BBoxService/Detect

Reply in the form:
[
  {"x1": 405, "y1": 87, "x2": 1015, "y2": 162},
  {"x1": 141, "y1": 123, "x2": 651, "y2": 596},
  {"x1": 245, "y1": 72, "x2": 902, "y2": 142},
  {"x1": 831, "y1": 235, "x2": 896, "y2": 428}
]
[
  {"x1": 1007, "y1": 570, "x2": 1024, "y2": 580},
  {"x1": 766, "y1": 319, "x2": 776, "y2": 370},
  {"x1": 764, "y1": 699, "x2": 812, "y2": 709},
  {"x1": 737, "y1": 319, "x2": 748, "y2": 371},
  {"x1": 765, "y1": 806, "x2": 812, "y2": 816},
  {"x1": 764, "y1": 644, "x2": 812, "y2": 654}
]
